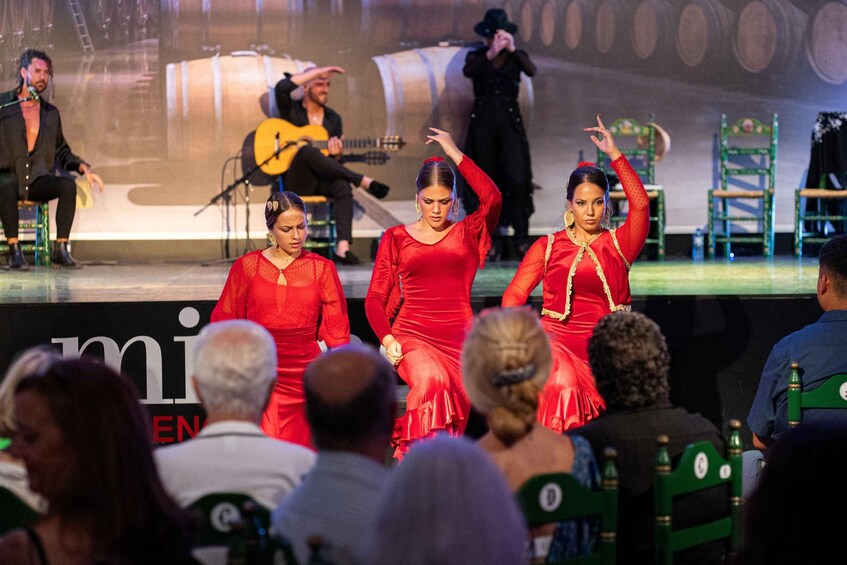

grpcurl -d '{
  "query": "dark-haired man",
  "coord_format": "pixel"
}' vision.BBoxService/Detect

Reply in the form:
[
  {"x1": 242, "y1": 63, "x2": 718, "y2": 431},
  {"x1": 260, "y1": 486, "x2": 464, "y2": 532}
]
[
  {"x1": 745, "y1": 234, "x2": 847, "y2": 495},
  {"x1": 274, "y1": 65, "x2": 390, "y2": 265},
  {"x1": 0, "y1": 49, "x2": 104, "y2": 269},
  {"x1": 270, "y1": 343, "x2": 396, "y2": 564}
]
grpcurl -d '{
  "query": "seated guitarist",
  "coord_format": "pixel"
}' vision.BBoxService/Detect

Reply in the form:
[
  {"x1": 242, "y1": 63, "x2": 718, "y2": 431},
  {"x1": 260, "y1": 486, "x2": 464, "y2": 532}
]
[{"x1": 274, "y1": 65, "x2": 390, "y2": 265}]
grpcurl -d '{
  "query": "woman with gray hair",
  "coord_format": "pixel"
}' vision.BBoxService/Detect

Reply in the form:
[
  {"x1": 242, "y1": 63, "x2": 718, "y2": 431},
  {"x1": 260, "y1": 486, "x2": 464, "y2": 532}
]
[
  {"x1": 462, "y1": 306, "x2": 599, "y2": 563},
  {"x1": 366, "y1": 434, "x2": 527, "y2": 565}
]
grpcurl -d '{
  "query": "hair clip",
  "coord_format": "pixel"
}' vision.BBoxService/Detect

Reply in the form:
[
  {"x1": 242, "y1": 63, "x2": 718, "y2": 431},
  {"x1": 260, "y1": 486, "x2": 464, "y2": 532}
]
[
  {"x1": 490, "y1": 363, "x2": 537, "y2": 387},
  {"x1": 577, "y1": 161, "x2": 596, "y2": 168},
  {"x1": 424, "y1": 156, "x2": 445, "y2": 165},
  {"x1": 266, "y1": 200, "x2": 279, "y2": 212}
]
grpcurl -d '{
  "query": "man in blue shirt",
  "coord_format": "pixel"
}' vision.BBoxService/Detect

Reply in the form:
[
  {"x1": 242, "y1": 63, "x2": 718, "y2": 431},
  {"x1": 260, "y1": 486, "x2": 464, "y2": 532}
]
[{"x1": 745, "y1": 234, "x2": 847, "y2": 496}]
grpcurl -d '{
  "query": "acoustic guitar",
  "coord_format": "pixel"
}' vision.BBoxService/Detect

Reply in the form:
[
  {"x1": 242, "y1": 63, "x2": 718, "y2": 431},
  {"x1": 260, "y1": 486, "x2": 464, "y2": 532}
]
[{"x1": 254, "y1": 118, "x2": 405, "y2": 175}]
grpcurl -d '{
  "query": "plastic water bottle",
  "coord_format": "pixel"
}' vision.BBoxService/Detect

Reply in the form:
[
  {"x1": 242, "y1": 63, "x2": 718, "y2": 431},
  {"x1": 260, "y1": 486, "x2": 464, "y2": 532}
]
[{"x1": 692, "y1": 228, "x2": 705, "y2": 261}]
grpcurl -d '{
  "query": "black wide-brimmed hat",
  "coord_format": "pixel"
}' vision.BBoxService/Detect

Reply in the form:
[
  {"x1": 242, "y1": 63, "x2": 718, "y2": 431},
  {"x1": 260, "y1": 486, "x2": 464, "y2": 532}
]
[{"x1": 473, "y1": 8, "x2": 518, "y2": 38}]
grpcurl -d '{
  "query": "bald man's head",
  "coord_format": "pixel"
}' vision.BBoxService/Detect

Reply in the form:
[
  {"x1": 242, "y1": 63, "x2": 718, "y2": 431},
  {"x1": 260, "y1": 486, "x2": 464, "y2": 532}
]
[{"x1": 304, "y1": 344, "x2": 396, "y2": 451}]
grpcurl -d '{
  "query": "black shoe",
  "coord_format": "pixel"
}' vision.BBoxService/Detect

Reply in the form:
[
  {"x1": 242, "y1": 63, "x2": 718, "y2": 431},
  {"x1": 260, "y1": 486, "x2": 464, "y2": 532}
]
[
  {"x1": 332, "y1": 250, "x2": 360, "y2": 266},
  {"x1": 52, "y1": 241, "x2": 82, "y2": 268},
  {"x1": 7, "y1": 242, "x2": 29, "y2": 271},
  {"x1": 367, "y1": 181, "x2": 390, "y2": 199}
]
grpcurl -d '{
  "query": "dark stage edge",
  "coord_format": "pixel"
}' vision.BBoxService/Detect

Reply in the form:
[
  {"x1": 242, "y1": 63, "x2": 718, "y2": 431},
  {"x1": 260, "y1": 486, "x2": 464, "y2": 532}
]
[{"x1": 0, "y1": 257, "x2": 823, "y2": 450}]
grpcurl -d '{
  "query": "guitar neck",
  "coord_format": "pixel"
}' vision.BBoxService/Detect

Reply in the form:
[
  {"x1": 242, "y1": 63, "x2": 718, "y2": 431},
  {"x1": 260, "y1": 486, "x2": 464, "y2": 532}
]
[{"x1": 310, "y1": 138, "x2": 381, "y2": 149}]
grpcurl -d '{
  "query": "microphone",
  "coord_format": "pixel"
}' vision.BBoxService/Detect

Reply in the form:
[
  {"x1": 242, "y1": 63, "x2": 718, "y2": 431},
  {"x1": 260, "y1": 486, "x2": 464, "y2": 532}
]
[{"x1": 27, "y1": 86, "x2": 39, "y2": 101}]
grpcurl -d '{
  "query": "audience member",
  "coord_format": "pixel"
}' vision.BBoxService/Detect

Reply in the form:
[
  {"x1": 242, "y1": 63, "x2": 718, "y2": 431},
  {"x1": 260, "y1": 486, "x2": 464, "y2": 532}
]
[
  {"x1": 0, "y1": 358, "x2": 197, "y2": 564},
  {"x1": 0, "y1": 346, "x2": 60, "y2": 517},
  {"x1": 463, "y1": 306, "x2": 599, "y2": 562},
  {"x1": 155, "y1": 320, "x2": 316, "y2": 508},
  {"x1": 571, "y1": 311, "x2": 726, "y2": 565},
  {"x1": 270, "y1": 343, "x2": 396, "y2": 564},
  {"x1": 366, "y1": 434, "x2": 527, "y2": 565},
  {"x1": 745, "y1": 234, "x2": 847, "y2": 496},
  {"x1": 736, "y1": 421, "x2": 847, "y2": 565}
]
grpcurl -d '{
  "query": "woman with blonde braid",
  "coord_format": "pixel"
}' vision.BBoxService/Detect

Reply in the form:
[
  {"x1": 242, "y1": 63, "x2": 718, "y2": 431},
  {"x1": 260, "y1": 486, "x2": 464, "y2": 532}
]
[
  {"x1": 502, "y1": 115, "x2": 650, "y2": 432},
  {"x1": 462, "y1": 306, "x2": 600, "y2": 563}
]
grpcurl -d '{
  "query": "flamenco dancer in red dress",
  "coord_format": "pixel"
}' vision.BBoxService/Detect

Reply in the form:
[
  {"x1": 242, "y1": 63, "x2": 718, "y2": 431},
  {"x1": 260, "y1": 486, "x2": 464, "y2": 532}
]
[
  {"x1": 502, "y1": 115, "x2": 650, "y2": 432},
  {"x1": 211, "y1": 191, "x2": 350, "y2": 447},
  {"x1": 366, "y1": 127, "x2": 502, "y2": 459}
]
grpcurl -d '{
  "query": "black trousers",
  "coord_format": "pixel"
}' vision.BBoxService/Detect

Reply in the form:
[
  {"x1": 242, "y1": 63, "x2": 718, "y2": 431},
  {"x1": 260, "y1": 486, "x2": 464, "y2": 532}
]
[
  {"x1": 0, "y1": 173, "x2": 76, "y2": 240},
  {"x1": 279, "y1": 146, "x2": 362, "y2": 243}
]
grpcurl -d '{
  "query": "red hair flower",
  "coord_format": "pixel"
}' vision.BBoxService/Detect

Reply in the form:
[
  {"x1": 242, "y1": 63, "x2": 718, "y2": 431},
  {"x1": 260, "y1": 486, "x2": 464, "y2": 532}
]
[
  {"x1": 424, "y1": 156, "x2": 445, "y2": 164},
  {"x1": 577, "y1": 161, "x2": 596, "y2": 168}
]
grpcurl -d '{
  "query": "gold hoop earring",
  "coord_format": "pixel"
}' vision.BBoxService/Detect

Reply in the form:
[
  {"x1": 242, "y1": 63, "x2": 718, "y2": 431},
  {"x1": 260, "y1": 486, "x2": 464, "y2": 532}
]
[
  {"x1": 415, "y1": 200, "x2": 422, "y2": 220},
  {"x1": 268, "y1": 232, "x2": 277, "y2": 248},
  {"x1": 564, "y1": 209, "x2": 575, "y2": 228}
]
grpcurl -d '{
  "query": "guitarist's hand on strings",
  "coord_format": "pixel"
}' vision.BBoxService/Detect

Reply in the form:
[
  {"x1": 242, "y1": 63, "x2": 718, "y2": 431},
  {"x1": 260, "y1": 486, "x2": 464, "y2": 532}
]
[{"x1": 328, "y1": 135, "x2": 343, "y2": 158}]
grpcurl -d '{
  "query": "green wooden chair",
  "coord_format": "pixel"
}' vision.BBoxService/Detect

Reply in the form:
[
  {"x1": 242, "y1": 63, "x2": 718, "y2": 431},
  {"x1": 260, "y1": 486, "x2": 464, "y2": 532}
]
[
  {"x1": 793, "y1": 176, "x2": 847, "y2": 257},
  {"x1": 300, "y1": 195, "x2": 336, "y2": 257},
  {"x1": 0, "y1": 486, "x2": 41, "y2": 535},
  {"x1": 0, "y1": 201, "x2": 51, "y2": 266},
  {"x1": 787, "y1": 361, "x2": 847, "y2": 427},
  {"x1": 654, "y1": 419, "x2": 743, "y2": 565},
  {"x1": 186, "y1": 492, "x2": 272, "y2": 548},
  {"x1": 597, "y1": 117, "x2": 666, "y2": 260},
  {"x1": 516, "y1": 447, "x2": 618, "y2": 564},
  {"x1": 708, "y1": 114, "x2": 777, "y2": 258}
]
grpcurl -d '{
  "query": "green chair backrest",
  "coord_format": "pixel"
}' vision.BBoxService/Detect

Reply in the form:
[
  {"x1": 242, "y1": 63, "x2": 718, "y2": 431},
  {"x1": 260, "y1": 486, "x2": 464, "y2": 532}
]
[
  {"x1": 516, "y1": 447, "x2": 618, "y2": 565},
  {"x1": 186, "y1": 492, "x2": 272, "y2": 548},
  {"x1": 0, "y1": 486, "x2": 41, "y2": 535},
  {"x1": 654, "y1": 419, "x2": 743, "y2": 565},
  {"x1": 787, "y1": 361, "x2": 847, "y2": 427},
  {"x1": 596, "y1": 117, "x2": 656, "y2": 185},
  {"x1": 719, "y1": 114, "x2": 778, "y2": 190}
]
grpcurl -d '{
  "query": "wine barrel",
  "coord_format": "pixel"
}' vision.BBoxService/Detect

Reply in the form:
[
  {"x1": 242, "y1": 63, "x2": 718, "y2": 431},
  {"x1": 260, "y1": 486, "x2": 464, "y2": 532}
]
[
  {"x1": 539, "y1": 0, "x2": 560, "y2": 48},
  {"x1": 368, "y1": 45, "x2": 534, "y2": 152},
  {"x1": 805, "y1": 0, "x2": 847, "y2": 84},
  {"x1": 163, "y1": 0, "x2": 301, "y2": 56},
  {"x1": 675, "y1": 0, "x2": 736, "y2": 69},
  {"x1": 631, "y1": 0, "x2": 679, "y2": 61},
  {"x1": 165, "y1": 53, "x2": 314, "y2": 164},
  {"x1": 562, "y1": 0, "x2": 598, "y2": 54},
  {"x1": 358, "y1": 0, "x2": 486, "y2": 50},
  {"x1": 733, "y1": 0, "x2": 806, "y2": 74},
  {"x1": 595, "y1": 0, "x2": 635, "y2": 56}
]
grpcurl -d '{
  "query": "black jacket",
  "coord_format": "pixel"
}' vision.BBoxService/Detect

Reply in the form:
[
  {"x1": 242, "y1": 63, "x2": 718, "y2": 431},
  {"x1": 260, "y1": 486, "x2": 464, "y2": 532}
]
[{"x1": 0, "y1": 88, "x2": 85, "y2": 199}]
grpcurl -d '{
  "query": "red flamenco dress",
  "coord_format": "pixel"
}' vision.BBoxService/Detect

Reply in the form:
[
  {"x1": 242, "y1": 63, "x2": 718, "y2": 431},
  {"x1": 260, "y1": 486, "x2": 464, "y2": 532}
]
[
  {"x1": 502, "y1": 155, "x2": 649, "y2": 432},
  {"x1": 365, "y1": 157, "x2": 501, "y2": 458},
  {"x1": 211, "y1": 250, "x2": 350, "y2": 448}
]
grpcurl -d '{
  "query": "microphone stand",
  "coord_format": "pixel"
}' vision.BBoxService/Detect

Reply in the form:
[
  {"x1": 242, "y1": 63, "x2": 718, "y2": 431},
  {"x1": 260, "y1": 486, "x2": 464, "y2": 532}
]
[
  {"x1": 196, "y1": 140, "x2": 296, "y2": 266},
  {"x1": 0, "y1": 91, "x2": 38, "y2": 110}
]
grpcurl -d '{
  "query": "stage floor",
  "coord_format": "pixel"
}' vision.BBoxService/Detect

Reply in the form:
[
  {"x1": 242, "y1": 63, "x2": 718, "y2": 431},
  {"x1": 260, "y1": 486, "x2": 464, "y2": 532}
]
[{"x1": 0, "y1": 255, "x2": 819, "y2": 304}]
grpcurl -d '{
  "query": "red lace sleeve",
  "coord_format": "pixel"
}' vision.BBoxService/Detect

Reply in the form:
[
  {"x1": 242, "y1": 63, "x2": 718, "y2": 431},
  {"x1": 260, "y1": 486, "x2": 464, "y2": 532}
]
[
  {"x1": 365, "y1": 228, "x2": 400, "y2": 342},
  {"x1": 210, "y1": 256, "x2": 250, "y2": 321},
  {"x1": 317, "y1": 260, "x2": 350, "y2": 347},
  {"x1": 502, "y1": 235, "x2": 547, "y2": 306},
  {"x1": 458, "y1": 157, "x2": 502, "y2": 268},
  {"x1": 612, "y1": 154, "x2": 650, "y2": 263}
]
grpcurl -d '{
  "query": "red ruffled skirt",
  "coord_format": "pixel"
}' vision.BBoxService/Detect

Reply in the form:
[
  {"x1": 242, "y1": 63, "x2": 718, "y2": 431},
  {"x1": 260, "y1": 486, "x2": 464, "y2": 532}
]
[
  {"x1": 391, "y1": 335, "x2": 469, "y2": 460},
  {"x1": 537, "y1": 337, "x2": 606, "y2": 433}
]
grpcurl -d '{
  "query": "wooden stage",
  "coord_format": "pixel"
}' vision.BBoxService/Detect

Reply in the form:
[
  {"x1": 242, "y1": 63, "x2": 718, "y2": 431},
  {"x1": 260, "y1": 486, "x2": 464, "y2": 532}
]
[{"x1": 0, "y1": 255, "x2": 824, "y2": 449}]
